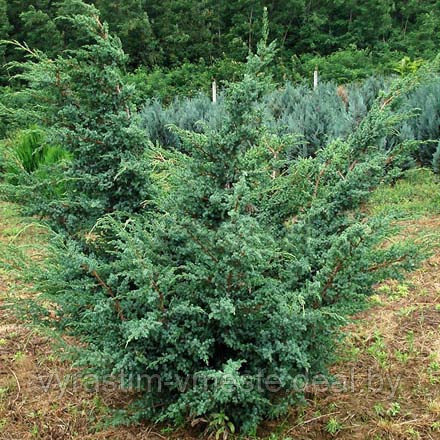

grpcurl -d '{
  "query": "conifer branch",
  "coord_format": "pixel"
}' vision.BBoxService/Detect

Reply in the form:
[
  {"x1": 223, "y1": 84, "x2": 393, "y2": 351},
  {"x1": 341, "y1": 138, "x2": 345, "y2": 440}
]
[
  {"x1": 82, "y1": 264, "x2": 125, "y2": 321},
  {"x1": 313, "y1": 160, "x2": 330, "y2": 198},
  {"x1": 367, "y1": 255, "x2": 408, "y2": 272},
  {"x1": 182, "y1": 225, "x2": 219, "y2": 263},
  {"x1": 152, "y1": 279, "x2": 166, "y2": 316},
  {"x1": 320, "y1": 261, "x2": 343, "y2": 301}
]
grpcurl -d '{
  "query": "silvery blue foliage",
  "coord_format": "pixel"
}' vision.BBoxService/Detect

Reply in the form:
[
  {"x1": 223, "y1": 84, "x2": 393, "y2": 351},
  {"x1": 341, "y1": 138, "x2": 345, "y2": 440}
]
[{"x1": 140, "y1": 93, "x2": 227, "y2": 149}]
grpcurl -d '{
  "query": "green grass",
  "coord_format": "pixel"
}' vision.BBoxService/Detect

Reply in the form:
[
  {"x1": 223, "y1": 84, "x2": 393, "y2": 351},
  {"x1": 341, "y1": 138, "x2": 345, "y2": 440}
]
[
  {"x1": 0, "y1": 203, "x2": 46, "y2": 243},
  {"x1": 0, "y1": 203, "x2": 21, "y2": 228},
  {"x1": 368, "y1": 168, "x2": 440, "y2": 218}
]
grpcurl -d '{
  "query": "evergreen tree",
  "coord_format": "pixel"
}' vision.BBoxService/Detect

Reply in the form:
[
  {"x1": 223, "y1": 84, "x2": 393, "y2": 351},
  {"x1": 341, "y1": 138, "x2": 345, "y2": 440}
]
[
  {"x1": 0, "y1": 0, "x2": 11, "y2": 48},
  {"x1": 391, "y1": 0, "x2": 440, "y2": 59},
  {"x1": 2, "y1": 4, "x2": 151, "y2": 235},
  {"x1": 19, "y1": 6, "x2": 63, "y2": 56},
  {"x1": 0, "y1": 0, "x2": 11, "y2": 81},
  {"x1": 37, "y1": 23, "x2": 418, "y2": 434},
  {"x1": 394, "y1": 76, "x2": 440, "y2": 166},
  {"x1": 94, "y1": 0, "x2": 157, "y2": 67},
  {"x1": 145, "y1": 0, "x2": 216, "y2": 66}
]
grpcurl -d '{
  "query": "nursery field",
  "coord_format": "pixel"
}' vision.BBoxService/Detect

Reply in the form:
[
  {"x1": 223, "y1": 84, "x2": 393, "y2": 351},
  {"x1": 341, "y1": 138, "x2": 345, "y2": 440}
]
[
  {"x1": 0, "y1": 169, "x2": 439, "y2": 440},
  {"x1": 2, "y1": 3, "x2": 440, "y2": 438}
]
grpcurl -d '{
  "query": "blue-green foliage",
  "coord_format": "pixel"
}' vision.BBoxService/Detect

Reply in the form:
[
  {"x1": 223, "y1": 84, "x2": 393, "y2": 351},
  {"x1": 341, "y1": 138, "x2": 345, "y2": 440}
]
[
  {"x1": 1, "y1": 6, "x2": 432, "y2": 435},
  {"x1": 139, "y1": 77, "x2": 389, "y2": 155},
  {"x1": 140, "y1": 93, "x2": 227, "y2": 150},
  {"x1": 262, "y1": 82, "x2": 352, "y2": 158},
  {"x1": 139, "y1": 73, "x2": 440, "y2": 169},
  {"x1": 396, "y1": 77, "x2": 440, "y2": 166},
  {"x1": 139, "y1": 75, "x2": 390, "y2": 158},
  {"x1": 2, "y1": 7, "x2": 151, "y2": 235},
  {"x1": 261, "y1": 79, "x2": 389, "y2": 158},
  {"x1": 37, "y1": 33, "x2": 419, "y2": 434}
]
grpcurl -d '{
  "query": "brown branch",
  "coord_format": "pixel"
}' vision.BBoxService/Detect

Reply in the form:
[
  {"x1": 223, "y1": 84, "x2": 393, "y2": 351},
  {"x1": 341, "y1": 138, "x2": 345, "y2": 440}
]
[
  {"x1": 82, "y1": 264, "x2": 125, "y2": 321},
  {"x1": 151, "y1": 279, "x2": 165, "y2": 314},
  {"x1": 8, "y1": 368, "x2": 21, "y2": 404},
  {"x1": 268, "y1": 145, "x2": 281, "y2": 179},
  {"x1": 348, "y1": 160, "x2": 358, "y2": 172},
  {"x1": 226, "y1": 271, "x2": 233, "y2": 292},
  {"x1": 95, "y1": 16, "x2": 108, "y2": 40},
  {"x1": 182, "y1": 226, "x2": 219, "y2": 263},
  {"x1": 55, "y1": 70, "x2": 68, "y2": 97},
  {"x1": 385, "y1": 155, "x2": 395, "y2": 165},
  {"x1": 380, "y1": 96, "x2": 393, "y2": 110},
  {"x1": 313, "y1": 160, "x2": 330, "y2": 198},
  {"x1": 317, "y1": 235, "x2": 369, "y2": 307},
  {"x1": 80, "y1": 137, "x2": 104, "y2": 146},
  {"x1": 321, "y1": 261, "x2": 343, "y2": 300},
  {"x1": 367, "y1": 255, "x2": 407, "y2": 273}
]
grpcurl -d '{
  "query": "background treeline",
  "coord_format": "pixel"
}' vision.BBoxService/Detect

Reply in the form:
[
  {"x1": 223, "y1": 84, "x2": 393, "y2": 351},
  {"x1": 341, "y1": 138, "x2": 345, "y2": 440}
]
[{"x1": 1, "y1": 0, "x2": 440, "y2": 96}]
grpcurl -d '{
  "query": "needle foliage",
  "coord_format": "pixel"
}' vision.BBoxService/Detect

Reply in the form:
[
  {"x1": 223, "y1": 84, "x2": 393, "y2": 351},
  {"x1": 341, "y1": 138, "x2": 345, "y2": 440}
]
[{"x1": 34, "y1": 17, "x2": 419, "y2": 434}]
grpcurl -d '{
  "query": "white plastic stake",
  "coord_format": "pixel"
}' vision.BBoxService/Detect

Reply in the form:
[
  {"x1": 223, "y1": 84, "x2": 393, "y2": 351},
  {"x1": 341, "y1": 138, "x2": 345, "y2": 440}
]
[
  {"x1": 313, "y1": 67, "x2": 318, "y2": 90},
  {"x1": 212, "y1": 79, "x2": 217, "y2": 103}
]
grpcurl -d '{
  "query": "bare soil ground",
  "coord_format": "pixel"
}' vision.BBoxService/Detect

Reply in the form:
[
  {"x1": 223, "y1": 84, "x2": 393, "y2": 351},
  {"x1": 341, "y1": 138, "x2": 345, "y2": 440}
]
[{"x1": 0, "y1": 202, "x2": 439, "y2": 440}]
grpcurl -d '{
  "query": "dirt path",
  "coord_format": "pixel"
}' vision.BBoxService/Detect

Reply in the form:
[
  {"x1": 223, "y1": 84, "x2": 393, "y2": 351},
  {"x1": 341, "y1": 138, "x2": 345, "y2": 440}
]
[{"x1": 0, "y1": 203, "x2": 439, "y2": 440}]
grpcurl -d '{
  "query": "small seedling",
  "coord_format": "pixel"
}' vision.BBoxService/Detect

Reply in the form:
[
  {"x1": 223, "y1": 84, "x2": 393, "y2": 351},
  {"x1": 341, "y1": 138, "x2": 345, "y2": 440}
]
[
  {"x1": 0, "y1": 387, "x2": 9, "y2": 399},
  {"x1": 428, "y1": 361, "x2": 440, "y2": 384},
  {"x1": 398, "y1": 306, "x2": 417, "y2": 317},
  {"x1": 377, "y1": 285, "x2": 391, "y2": 295},
  {"x1": 429, "y1": 361, "x2": 440, "y2": 372},
  {"x1": 395, "y1": 350, "x2": 410, "y2": 364},
  {"x1": 30, "y1": 424, "x2": 39, "y2": 437},
  {"x1": 369, "y1": 294, "x2": 385, "y2": 306},
  {"x1": 13, "y1": 351, "x2": 25, "y2": 362},
  {"x1": 326, "y1": 417, "x2": 342, "y2": 435},
  {"x1": 208, "y1": 412, "x2": 235, "y2": 440},
  {"x1": 428, "y1": 398, "x2": 440, "y2": 415},
  {"x1": 406, "y1": 331, "x2": 416, "y2": 353},
  {"x1": 373, "y1": 403, "x2": 385, "y2": 416},
  {"x1": 386, "y1": 402, "x2": 401, "y2": 417},
  {"x1": 368, "y1": 332, "x2": 388, "y2": 369},
  {"x1": 394, "y1": 283, "x2": 409, "y2": 298},
  {"x1": 431, "y1": 421, "x2": 440, "y2": 431},
  {"x1": 405, "y1": 427, "x2": 420, "y2": 439}
]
